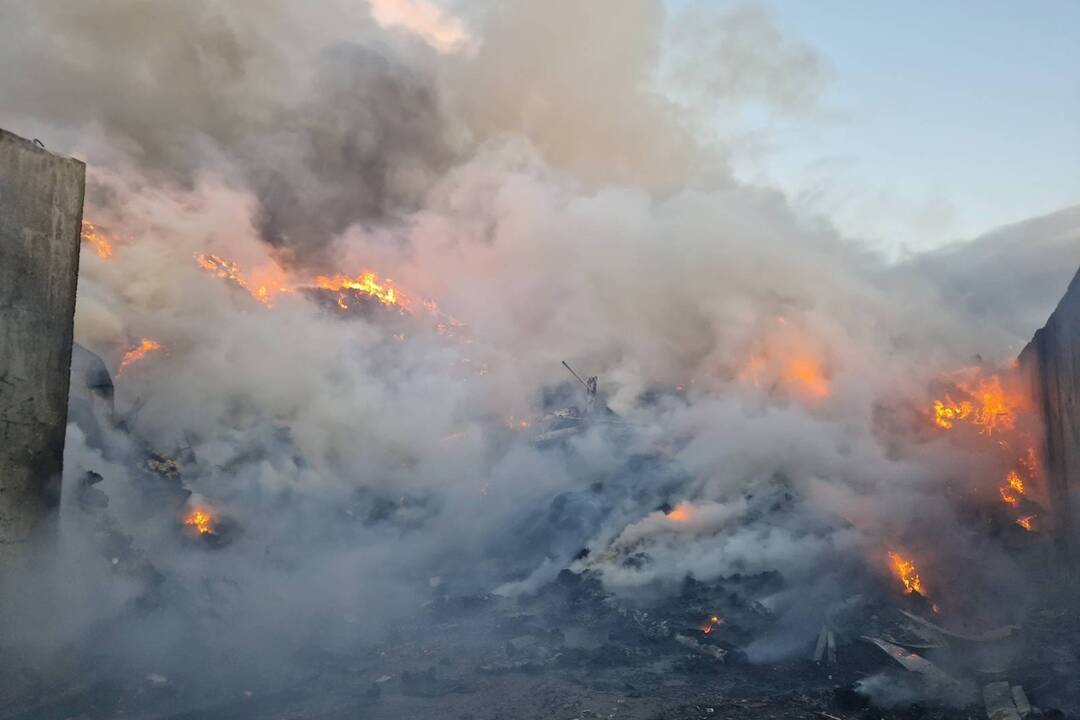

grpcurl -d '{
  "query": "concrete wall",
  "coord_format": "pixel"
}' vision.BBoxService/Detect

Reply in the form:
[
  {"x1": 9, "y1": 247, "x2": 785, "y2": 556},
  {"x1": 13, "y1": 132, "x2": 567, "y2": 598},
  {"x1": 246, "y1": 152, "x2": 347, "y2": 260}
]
[
  {"x1": 0, "y1": 129, "x2": 85, "y2": 561},
  {"x1": 1020, "y1": 267, "x2": 1080, "y2": 557}
]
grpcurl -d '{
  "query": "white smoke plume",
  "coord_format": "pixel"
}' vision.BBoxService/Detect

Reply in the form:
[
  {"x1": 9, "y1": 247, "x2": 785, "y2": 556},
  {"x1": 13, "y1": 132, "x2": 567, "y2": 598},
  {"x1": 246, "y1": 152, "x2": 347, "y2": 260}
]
[{"x1": 1, "y1": 0, "x2": 1076, "y2": 693}]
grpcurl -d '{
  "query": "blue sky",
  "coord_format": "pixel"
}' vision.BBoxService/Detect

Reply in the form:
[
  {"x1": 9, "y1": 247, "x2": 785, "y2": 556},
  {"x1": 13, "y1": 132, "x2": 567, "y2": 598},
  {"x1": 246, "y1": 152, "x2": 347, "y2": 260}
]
[{"x1": 676, "y1": 1, "x2": 1080, "y2": 254}]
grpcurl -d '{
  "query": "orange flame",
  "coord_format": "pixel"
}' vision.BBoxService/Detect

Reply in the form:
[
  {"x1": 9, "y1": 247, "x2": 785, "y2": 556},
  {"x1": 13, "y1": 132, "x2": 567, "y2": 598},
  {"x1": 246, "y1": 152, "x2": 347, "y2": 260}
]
[
  {"x1": 999, "y1": 465, "x2": 1032, "y2": 507},
  {"x1": 195, "y1": 254, "x2": 293, "y2": 305},
  {"x1": 1016, "y1": 515, "x2": 1036, "y2": 532},
  {"x1": 117, "y1": 339, "x2": 162, "y2": 375},
  {"x1": 999, "y1": 486, "x2": 1020, "y2": 506},
  {"x1": 666, "y1": 503, "x2": 693, "y2": 522},
  {"x1": 314, "y1": 272, "x2": 404, "y2": 309},
  {"x1": 887, "y1": 550, "x2": 926, "y2": 596},
  {"x1": 932, "y1": 373, "x2": 1020, "y2": 436},
  {"x1": 81, "y1": 220, "x2": 114, "y2": 259},
  {"x1": 700, "y1": 614, "x2": 725, "y2": 635},
  {"x1": 738, "y1": 351, "x2": 831, "y2": 399},
  {"x1": 783, "y1": 356, "x2": 831, "y2": 398},
  {"x1": 193, "y1": 253, "x2": 461, "y2": 331},
  {"x1": 183, "y1": 507, "x2": 215, "y2": 535}
]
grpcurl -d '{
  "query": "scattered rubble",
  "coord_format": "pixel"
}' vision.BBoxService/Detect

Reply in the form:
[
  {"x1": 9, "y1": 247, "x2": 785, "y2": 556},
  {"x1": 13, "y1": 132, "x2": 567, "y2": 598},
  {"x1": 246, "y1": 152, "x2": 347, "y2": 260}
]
[{"x1": 861, "y1": 636, "x2": 964, "y2": 690}]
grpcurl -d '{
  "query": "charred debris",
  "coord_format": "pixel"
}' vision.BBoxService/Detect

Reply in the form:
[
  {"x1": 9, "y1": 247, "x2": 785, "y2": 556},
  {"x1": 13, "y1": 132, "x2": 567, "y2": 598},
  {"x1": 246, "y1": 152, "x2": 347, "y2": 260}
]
[{"x1": 3, "y1": 251, "x2": 1080, "y2": 718}]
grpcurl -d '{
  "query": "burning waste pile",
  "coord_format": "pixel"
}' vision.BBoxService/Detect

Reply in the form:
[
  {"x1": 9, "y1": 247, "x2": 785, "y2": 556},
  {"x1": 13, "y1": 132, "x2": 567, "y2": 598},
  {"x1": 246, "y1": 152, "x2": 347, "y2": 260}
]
[{"x1": 2, "y1": 1, "x2": 1080, "y2": 719}]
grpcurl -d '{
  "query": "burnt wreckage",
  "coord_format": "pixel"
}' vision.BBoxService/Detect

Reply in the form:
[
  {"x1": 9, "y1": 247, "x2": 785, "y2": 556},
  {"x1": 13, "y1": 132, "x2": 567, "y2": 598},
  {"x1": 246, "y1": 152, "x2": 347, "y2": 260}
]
[{"x1": 2, "y1": 273, "x2": 1078, "y2": 719}]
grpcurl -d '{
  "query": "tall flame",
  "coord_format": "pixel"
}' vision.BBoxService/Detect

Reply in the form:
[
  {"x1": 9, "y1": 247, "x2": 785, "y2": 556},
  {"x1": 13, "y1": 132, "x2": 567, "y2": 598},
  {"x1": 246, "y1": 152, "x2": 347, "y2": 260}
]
[
  {"x1": 117, "y1": 339, "x2": 162, "y2": 375},
  {"x1": 81, "y1": 220, "x2": 114, "y2": 259}
]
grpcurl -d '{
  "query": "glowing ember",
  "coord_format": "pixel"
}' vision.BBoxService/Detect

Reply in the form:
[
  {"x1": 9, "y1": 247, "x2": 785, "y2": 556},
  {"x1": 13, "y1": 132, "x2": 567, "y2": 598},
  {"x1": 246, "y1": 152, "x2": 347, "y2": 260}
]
[
  {"x1": 666, "y1": 503, "x2": 693, "y2": 522},
  {"x1": 1019, "y1": 446, "x2": 1041, "y2": 479},
  {"x1": 183, "y1": 507, "x2": 215, "y2": 535},
  {"x1": 80, "y1": 220, "x2": 114, "y2": 259},
  {"x1": 931, "y1": 373, "x2": 1019, "y2": 436},
  {"x1": 887, "y1": 550, "x2": 926, "y2": 596},
  {"x1": 1016, "y1": 515, "x2": 1036, "y2": 531},
  {"x1": 700, "y1": 614, "x2": 725, "y2": 635},
  {"x1": 737, "y1": 350, "x2": 830, "y2": 399},
  {"x1": 117, "y1": 339, "x2": 162, "y2": 375},
  {"x1": 783, "y1": 356, "x2": 830, "y2": 398},
  {"x1": 999, "y1": 486, "x2": 1020, "y2": 506}
]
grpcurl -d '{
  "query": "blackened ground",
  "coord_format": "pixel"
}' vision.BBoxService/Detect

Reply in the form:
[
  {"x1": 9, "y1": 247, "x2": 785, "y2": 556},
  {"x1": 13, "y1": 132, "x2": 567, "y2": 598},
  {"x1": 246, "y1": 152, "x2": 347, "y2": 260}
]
[{"x1": 3, "y1": 569, "x2": 1077, "y2": 720}]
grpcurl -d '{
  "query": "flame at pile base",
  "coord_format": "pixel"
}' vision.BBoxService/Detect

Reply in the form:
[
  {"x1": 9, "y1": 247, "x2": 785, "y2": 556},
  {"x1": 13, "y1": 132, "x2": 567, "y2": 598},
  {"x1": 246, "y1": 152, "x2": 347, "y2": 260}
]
[
  {"x1": 183, "y1": 507, "x2": 215, "y2": 536},
  {"x1": 887, "y1": 551, "x2": 926, "y2": 598},
  {"x1": 117, "y1": 339, "x2": 162, "y2": 375}
]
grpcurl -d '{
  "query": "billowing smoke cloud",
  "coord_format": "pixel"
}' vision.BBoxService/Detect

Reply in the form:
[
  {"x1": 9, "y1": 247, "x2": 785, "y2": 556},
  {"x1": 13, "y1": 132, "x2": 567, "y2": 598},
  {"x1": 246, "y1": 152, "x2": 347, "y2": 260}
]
[
  {"x1": 0, "y1": 0, "x2": 1075, "y2": 702},
  {"x1": 0, "y1": 0, "x2": 456, "y2": 265}
]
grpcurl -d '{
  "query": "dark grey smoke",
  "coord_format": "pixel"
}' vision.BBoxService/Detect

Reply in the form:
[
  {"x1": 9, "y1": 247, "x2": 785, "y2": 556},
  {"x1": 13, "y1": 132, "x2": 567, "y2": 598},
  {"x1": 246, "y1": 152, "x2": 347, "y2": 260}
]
[
  {"x1": 247, "y1": 43, "x2": 455, "y2": 261},
  {"x1": 0, "y1": 0, "x2": 455, "y2": 265}
]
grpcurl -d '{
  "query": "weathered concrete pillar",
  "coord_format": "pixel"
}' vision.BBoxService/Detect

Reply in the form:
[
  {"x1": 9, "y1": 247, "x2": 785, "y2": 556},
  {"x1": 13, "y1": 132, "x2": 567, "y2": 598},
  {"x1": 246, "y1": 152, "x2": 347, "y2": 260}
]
[
  {"x1": 0, "y1": 129, "x2": 85, "y2": 564},
  {"x1": 1019, "y1": 267, "x2": 1080, "y2": 557}
]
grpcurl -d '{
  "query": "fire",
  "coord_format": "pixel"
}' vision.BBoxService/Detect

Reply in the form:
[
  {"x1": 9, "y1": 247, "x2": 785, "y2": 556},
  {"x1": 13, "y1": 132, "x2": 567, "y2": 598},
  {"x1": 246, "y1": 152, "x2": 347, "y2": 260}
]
[
  {"x1": 666, "y1": 503, "x2": 693, "y2": 522},
  {"x1": 195, "y1": 254, "x2": 293, "y2": 305},
  {"x1": 1007, "y1": 470, "x2": 1026, "y2": 495},
  {"x1": 193, "y1": 253, "x2": 462, "y2": 331},
  {"x1": 783, "y1": 356, "x2": 830, "y2": 398},
  {"x1": 700, "y1": 614, "x2": 725, "y2": 635},
  {"x1": 195, "y1": 255, "x2": 414, "y2": 311},
  {"x1": 117, "y1": 339, "x2": 162, "y2": 375},
  {"x1": 999, "y1": 469, "x2": 1027, "y2": 506},
  {"x1": 931, "y1": 373, "x2": 1019, "y2": 436},
  {"x1": 183, "y1": 507, "x2": 215, "y2": 535},
  {"x1": 999, "y1": 486, "x2": 1020, "y2": 506},
  {"x1": 314, "y1": 272, "x2": 404, "y2": 309},
  {"x1": 1016, "y1": 515, "x2": 1036, "y2": 531},
  {"x1": 887, "y1": 551, "x2": 926, "y2": 596},
  {"x1": 80, "y1": 220, "x2": 114, "y2": 259},
  {"x1": 738, "y1": 351, "x2": 831, "y2": 399},
  {"x1": 1019, "y1": 446, "x2": 1040, "y2": 477}
]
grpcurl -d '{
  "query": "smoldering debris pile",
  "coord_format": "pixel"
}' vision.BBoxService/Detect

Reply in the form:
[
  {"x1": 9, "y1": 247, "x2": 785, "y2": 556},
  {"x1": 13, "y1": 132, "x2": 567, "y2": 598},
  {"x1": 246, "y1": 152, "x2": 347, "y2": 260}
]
[
  {"x1": 2, "y1": 2, "x2": 1080, "y2": 717},
  {"x1": 4, "y1": 337, "x2": 1080, "y2": 720}
]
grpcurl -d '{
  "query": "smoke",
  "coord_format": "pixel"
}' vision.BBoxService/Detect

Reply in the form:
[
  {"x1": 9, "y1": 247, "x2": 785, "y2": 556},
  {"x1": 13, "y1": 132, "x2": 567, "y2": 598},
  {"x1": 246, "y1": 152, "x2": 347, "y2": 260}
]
[
  {"x1": 0, "y1": 0, "x2": 455, "y2": 265},
  {"x1": 856, "y1": 671, "x2": 975, "y2": 709},
  {"x1": 0, "y1": 0, "x2": 1075, "y2": 705}
]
